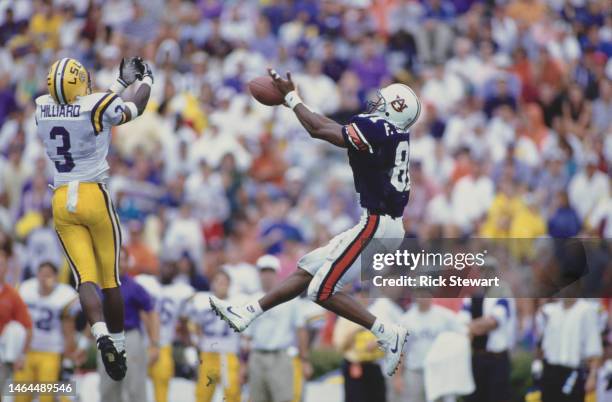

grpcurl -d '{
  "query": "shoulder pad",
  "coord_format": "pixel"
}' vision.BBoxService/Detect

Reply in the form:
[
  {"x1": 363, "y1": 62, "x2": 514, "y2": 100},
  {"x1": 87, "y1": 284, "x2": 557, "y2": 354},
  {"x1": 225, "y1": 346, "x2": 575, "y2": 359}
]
[
  {"x1": 344, "y1": 114, "x2": 396, "y2": 153},
  {"x1": 35, "y1": 95, "x2": 54, "y2": 106}
]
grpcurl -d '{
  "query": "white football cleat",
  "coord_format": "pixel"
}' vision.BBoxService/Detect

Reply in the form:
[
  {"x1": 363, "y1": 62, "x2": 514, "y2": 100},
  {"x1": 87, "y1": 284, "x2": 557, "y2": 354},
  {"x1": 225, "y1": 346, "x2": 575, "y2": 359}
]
[
  {"x1": 377, "y1": 325, "x2": 409, "y2": 376},
  {"x1": 209, "y1": 296, "x2": 256, "y2": 333}
]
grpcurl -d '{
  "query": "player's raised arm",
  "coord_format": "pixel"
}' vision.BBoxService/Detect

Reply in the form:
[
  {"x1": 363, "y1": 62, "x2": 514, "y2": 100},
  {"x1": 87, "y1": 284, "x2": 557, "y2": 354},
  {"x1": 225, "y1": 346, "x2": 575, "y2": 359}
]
[
  {"x1": 268, "y1": 69, "x2": 346, "y2": 148},
  {"x1": 108, "y1": 57, "x2": 153, "y2": 125}
]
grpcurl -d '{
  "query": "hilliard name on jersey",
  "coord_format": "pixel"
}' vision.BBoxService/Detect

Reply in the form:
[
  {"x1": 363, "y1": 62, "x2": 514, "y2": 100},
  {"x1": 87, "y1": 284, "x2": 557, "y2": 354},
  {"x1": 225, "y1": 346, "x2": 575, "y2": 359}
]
[
  {"x1": 35, "y1": 91, "x2": 125, "y2": 186},
  {"x1": 40, "y1": 103, "x2": 81, "y2": 118}
]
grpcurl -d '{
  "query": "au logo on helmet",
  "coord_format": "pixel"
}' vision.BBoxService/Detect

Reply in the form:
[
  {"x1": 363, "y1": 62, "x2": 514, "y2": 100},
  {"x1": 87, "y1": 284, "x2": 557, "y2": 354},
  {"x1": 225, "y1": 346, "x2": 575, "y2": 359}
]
[
  {"x1": 390, "y1": 96, "x2": 407, "y2": 113},
  {"x1": 374, "y1": 83, "x2": 421, "y2": 130}
]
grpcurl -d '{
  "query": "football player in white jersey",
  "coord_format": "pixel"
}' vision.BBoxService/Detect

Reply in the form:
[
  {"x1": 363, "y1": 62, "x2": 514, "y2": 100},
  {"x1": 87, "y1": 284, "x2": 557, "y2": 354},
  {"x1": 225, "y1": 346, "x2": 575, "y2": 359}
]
[
  {"x1": 187, "y1": 270, "x2": 242, "y2": 402},
  {"x1": 136, "y1": 263, "x2": 195, "y2": 402},
  {"x1": 13, "y1": 262, "x2": 80, "y2": 402},
  {"x1": 35, "y1": 57, "x2": 153, "y2": 381}
]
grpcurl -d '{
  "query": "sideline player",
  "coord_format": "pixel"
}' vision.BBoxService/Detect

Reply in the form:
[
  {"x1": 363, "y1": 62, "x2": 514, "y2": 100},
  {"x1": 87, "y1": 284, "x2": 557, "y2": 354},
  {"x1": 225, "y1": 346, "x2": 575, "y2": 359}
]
[
  {"x1": 211, "y1": 70, "x2": 420, "y2": 376},
  {"x1": 13, "y1": 261, "x2": 80, "y2": 402},
  {"x1": 137, "y1": 262, "x2": 194, "y2": 402},
  {"x1": 187, "y1": 270, "x2": 242, "y2": 402},
  {"x1": 0, "y1": 251, "x2": 32, "y2": 394},
  {"x1": 35, "y1": 56, "x2": 153, "y2": 380}
]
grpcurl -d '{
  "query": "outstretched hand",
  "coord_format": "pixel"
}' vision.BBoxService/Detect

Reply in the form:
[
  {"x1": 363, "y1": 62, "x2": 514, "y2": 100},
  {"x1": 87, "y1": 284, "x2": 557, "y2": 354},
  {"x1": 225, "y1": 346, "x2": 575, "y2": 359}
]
[
  {"x1": 133, "y1": 57, "x2": 154, "y2": 83},
  {"x1": 119, "y1": 57, "x2": 144, "y2": 86},
  {"x1": 268, "y1": 68, "x2": 295, "y2": 96}
]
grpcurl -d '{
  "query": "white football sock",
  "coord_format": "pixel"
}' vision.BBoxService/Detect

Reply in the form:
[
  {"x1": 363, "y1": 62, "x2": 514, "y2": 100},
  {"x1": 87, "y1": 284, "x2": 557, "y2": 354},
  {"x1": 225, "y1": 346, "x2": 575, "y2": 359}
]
[
  {"x1": 371, "y1": 318, "x2": 390, "y2": 340},
  {"x1": 244, "y1": 299, "x2": 263, "y2": 319},
  {"x1": 110, "y1": 331, "x2": 126, "y2": 353},
  {"x1": 91, "y1": 322, "x2": 109, "y2": 340}
]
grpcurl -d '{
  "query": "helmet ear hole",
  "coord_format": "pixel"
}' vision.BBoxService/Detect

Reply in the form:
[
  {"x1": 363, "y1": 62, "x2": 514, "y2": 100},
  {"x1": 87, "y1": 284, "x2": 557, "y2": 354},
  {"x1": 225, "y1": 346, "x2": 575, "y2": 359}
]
[{"x1": 385, "y1": 112, "x2": 389, "y2": 116}]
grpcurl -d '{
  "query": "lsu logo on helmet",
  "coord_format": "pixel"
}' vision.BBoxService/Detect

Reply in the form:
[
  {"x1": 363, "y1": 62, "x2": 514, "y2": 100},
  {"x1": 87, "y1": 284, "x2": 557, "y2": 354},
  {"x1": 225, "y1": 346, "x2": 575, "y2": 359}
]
[{"x1": 47, "y1": 58, "x2": 91, "y2": 104}]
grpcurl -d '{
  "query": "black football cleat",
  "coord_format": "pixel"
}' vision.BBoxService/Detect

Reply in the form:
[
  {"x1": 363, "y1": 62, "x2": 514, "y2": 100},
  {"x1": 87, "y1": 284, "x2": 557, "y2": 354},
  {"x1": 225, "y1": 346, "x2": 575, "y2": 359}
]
[{"x1": 97, "y1": 335, "x2": 127, "y2": 381}]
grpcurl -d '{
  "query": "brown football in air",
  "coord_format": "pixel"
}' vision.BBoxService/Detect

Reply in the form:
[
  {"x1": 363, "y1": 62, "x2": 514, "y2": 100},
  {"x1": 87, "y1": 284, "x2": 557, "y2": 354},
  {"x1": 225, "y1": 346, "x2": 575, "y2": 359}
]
[{"x1": 248, "y1": 76, "x2": 284, "y2": 106}]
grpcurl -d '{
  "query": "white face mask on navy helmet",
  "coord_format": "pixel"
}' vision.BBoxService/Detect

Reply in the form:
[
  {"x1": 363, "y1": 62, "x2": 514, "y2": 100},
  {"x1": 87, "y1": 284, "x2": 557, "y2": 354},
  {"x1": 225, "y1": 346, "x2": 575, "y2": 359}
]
[{"x1": 367, "y1": 83, "x2": 422, "y2": 131}]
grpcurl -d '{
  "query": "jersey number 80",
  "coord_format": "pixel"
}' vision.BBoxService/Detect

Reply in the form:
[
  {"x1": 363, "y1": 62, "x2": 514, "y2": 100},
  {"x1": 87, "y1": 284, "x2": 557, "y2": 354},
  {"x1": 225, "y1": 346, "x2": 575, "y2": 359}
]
[{"x1": 391, "y1": 141, "x2": 410, "y2": 192}]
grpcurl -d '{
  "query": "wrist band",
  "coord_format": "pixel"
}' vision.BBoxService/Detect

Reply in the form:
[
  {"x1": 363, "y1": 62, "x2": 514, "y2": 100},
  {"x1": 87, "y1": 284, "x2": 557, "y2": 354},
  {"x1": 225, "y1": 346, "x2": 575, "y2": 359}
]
[
  {"x1": 124, "y1": 101, "x2": 138, "y2": 118},
  {"x1": 109, "y1": 79, "x2": 127, "y2": 94},
  {"x1": 285, "y1": 91, "x2": 302, "y2": 109},
  {"x1": 141, "y1": 76, "x2": 153, "y2": 87}
]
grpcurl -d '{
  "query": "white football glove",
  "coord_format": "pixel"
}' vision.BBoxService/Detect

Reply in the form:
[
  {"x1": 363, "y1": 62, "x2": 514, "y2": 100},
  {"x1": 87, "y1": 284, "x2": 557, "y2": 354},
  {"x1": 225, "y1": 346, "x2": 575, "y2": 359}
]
[
  {"x1": 110, "y1": 57, "x2": 144, "y2": 94},
  {"x1": 133, "y1": 57, "x2": 153, "y2": 85},
  {"x1": 119, "y1": 57, "x2": 143, "y2": 86}
]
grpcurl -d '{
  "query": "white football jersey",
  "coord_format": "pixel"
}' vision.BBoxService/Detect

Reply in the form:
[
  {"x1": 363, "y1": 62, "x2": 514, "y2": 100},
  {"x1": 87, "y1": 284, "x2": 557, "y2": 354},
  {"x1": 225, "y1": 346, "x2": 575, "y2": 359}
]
[
  {"x1": 35, "y1": 92, "x2": 125, "y2": 186},
  {"x1": 186, "y1": 292, "x2": 241, "y2": 354},
  {"x1": 136, "y1": 275, "x2": 195, "y2": 347},
  {"x1": 19, "y1": 279, "x2": 79, "y2": 354}
]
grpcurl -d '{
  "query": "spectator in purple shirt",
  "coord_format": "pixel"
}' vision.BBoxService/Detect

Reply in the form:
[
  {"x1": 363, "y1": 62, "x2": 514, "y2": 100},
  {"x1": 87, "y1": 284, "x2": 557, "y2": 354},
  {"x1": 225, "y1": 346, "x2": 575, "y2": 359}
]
[
  {"x1": 0, "y1": 8, "x2": 23, "y2": 46},
  {"x1": 423, "y1": 0, "x2": 456, "y2": 21},
  {"x1": 349, "y1": 37, "x2": 389, "y2": 92},
  {"x1": 98, "y1": 249, "x2": 160, "y2": 402},
  {"x1": 261, "y1": 1, "x2": 291, "y2": 35},
  {"x1": 548, "y1": 192, "x2": 582, "y2": 238},
  {"x1": 198, "y1": 0, "x2": 223, "y2": 19},
  {"x1": 250, "y1": 17, "x2": 278, "y2": 60},
  {"x1": 0, "y1": 74, "x2": 17, "y2": 128},
  {"x1": 321, "y1": 41, "x2": 347, "y2": 82},
  {"x1": 484, "y1": 77, "x2": 519, "y2": 118},
  {"x1": 491, "y1": 145, "x2": 533, "y2": 186},
  {"x1": 415, "y1": 0, "x2": 456, "y2": 64}
]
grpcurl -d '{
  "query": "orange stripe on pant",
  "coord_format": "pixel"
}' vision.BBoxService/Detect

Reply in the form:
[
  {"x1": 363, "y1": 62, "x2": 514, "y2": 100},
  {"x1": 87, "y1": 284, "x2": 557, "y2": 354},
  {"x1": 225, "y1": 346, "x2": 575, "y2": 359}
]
[{"x1": 316, "y1": 214, "x2": 380, "y2": 301}]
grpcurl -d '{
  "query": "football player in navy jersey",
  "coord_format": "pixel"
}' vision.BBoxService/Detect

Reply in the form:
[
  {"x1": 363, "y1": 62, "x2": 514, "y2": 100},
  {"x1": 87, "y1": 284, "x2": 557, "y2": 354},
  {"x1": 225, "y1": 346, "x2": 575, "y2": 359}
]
[{"x1": 211, "y1": 69, "x2": 421, "y2": 376}]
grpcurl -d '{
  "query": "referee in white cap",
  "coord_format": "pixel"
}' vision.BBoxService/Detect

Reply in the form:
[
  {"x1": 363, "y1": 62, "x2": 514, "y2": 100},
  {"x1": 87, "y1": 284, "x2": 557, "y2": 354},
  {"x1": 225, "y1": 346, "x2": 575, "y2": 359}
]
[
  {"x1": 244, "y1": 255, "x2": 312, "y2": 402},
  {"x1": 536, "y1": 298, "x2": 603, "y2": 402}
]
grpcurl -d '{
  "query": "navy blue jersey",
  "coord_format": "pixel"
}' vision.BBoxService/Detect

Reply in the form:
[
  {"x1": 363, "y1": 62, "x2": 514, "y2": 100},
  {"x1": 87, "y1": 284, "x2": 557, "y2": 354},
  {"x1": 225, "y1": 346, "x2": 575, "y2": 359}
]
[{"x1": 342, "y1": 114, "x2": 410, "y2": 217}]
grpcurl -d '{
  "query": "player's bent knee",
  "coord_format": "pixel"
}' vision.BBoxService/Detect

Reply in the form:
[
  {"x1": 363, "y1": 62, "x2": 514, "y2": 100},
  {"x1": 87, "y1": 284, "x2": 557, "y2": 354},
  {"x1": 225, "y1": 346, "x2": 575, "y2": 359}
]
[
  {"x1": 306, "y1": 275, "x2": 333, "y2": 303},
  {"x1": 306, "y1": 276, "x2": 320, "y2": 301},
  {"x1": 100, "y1": 275, "x2": 120, "y2": 290},
  {"x1": 77, "y1": 270, "x2": 99, "y2": 287}
]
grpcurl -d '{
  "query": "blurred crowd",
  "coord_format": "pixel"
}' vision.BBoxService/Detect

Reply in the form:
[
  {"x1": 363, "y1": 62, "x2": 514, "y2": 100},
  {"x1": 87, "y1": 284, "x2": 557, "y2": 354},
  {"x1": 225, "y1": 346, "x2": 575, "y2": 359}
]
[
  {"x1": 0, "y1": 1, "x2": 610, "y2": 401},
  {"x1": 0, "y1": 0, "x2": 610, "y2": 285}
]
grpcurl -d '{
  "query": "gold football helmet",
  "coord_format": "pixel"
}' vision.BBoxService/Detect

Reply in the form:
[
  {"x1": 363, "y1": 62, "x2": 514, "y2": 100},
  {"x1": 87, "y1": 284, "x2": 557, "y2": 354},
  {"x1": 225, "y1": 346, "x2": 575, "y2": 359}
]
[{"x1": 47, "y1": 58, "x2": 91, "y2": 104}]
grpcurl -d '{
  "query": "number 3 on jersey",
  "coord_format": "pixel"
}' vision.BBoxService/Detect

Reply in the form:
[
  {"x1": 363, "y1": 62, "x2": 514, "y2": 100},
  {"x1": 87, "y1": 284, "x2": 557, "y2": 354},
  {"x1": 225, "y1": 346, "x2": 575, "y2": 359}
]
[
  {"x1": 391, "y1": 141, "x2": 410, "y2": 192},
  {"x1": 50, "y1": 126, "x2": 75, "y2": 173}
]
